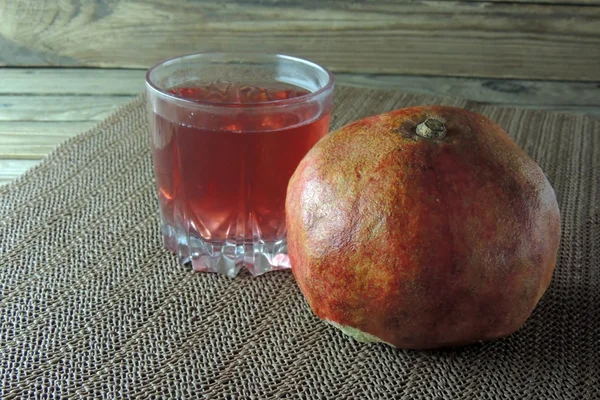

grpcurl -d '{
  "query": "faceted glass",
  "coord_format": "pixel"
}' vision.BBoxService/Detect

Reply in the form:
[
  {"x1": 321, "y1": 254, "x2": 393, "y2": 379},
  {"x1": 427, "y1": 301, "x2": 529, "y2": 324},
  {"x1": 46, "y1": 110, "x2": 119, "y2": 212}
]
[{"x1": 145, "y1": 53, "x2": 334, "y2": 277}]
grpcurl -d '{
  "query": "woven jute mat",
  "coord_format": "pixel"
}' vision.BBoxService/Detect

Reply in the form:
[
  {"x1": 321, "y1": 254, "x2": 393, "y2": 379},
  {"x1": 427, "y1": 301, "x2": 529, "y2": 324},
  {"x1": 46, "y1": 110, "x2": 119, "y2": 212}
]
[{"x1": 1, "y1": 86, "x2": 598, "y2": 399}]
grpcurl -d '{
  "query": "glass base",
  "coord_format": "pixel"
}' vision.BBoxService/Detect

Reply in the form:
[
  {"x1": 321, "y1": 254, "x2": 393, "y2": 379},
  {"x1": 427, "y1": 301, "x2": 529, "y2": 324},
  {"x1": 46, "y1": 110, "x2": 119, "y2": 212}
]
[{"x1": 161, "y1": 223, "x2": 291, "y2": 278}]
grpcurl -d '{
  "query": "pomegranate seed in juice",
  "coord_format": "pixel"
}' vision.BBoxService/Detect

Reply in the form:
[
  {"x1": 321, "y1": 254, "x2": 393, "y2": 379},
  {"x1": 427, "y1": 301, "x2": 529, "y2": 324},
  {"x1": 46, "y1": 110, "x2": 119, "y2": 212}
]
[{"x1": 151, "y1": 82, "x2": 330, "y2": 251}]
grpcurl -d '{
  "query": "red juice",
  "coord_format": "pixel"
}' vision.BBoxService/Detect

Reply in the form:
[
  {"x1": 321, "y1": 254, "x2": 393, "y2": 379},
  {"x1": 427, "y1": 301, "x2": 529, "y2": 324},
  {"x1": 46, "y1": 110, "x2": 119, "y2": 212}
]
[{"x1": 151, "y1": 82, "x2": 330, "y2": 247}]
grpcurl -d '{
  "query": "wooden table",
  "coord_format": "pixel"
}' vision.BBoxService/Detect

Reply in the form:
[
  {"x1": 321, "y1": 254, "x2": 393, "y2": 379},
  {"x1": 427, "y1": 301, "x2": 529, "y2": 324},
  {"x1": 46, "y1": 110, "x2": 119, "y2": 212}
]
[{"x1": 1, "y1": 68, "x2": 599, "y2": 186}]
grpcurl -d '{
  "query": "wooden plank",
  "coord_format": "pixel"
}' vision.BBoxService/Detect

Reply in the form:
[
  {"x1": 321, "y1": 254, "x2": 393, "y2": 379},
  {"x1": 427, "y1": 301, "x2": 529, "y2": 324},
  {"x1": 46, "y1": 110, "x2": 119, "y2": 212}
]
[
  {"x1": 0, "y1": 121, "x2": 95, "y2": 158},
  {"x1": 0, "y1": 69, "x2": 145, "y2": 95},
  {"x1": 0, "y1": 159, "x2": 39, "y2": 186},
  {"x1": 0, "y1": 1, "x2": 599, "y2": 81},
  {"x1": 2, "y1": 68, "x2": 599, "y2": 118},
  {"x1": 336, "y1": 74, "x2": 600, "y2": 119},
  {"x1": 0, "y1": 95, "x2": 135, "y2": 121}
]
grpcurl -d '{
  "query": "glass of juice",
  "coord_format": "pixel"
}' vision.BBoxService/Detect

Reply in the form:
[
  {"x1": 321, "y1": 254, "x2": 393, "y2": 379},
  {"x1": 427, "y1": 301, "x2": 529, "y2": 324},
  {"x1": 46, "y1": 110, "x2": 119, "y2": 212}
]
[{"x1": 145, "y1": 53, "x2": 334, "y2": 277}]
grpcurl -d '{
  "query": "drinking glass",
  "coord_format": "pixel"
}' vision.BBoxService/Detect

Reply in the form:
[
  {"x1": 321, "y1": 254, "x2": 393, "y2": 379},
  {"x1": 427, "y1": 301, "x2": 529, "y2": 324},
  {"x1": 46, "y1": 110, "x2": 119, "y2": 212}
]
[{"x1": 145, "y1": 53, "x2": 334, "y2": 277}]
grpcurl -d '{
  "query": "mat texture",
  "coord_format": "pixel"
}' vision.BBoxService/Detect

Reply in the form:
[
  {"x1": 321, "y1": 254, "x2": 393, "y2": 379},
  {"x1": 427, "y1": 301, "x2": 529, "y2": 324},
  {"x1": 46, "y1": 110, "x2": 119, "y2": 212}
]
[{"x1": 1, "y1": 86, "x2": 599, "y2": 399}]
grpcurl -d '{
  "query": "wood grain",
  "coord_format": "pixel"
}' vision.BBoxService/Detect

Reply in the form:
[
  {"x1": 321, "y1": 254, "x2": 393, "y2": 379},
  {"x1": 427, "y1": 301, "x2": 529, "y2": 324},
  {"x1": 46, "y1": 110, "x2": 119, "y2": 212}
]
[
  {"x1": 336, "y1": 74, "x2": 600, "y2": 118},
  {"x1": 0, "y1": 0, "x2": 599, "y2": 81},
  {"x1": 0, "y1": 159, "x2": 39, "y2": 186},
  {"x1": 1, "y1": 69, "x2": 145, "y2": 95},
  {"x1": 0, "y1": 95, "x2": 134, "y2": 121},
  {"x1": 3, "y1": 68, "x2": 598, "y2": 116},
  {"x1": 0, "y1": 122, "x2": 95, "y2": 158}
]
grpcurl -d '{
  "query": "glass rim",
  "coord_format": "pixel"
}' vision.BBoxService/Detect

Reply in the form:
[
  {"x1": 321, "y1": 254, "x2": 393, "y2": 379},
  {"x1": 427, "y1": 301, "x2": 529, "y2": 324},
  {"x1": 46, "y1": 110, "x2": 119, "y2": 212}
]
[{"x1": 145, "y1": 52, "x2": 335, "y2": 108}]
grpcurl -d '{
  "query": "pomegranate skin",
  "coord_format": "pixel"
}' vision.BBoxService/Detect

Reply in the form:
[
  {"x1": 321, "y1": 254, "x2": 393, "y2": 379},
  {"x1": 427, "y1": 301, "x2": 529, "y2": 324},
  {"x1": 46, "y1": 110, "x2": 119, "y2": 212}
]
[{"x1": 286, "y1": 106, "x2": 561, "y2": 349}]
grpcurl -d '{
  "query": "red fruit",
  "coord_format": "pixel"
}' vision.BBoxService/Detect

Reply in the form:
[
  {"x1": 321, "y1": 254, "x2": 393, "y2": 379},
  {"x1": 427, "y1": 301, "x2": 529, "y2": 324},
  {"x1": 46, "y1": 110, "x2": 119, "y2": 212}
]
[{"x1": 286, "y1": 106, "x2": 561, "y2": 349}]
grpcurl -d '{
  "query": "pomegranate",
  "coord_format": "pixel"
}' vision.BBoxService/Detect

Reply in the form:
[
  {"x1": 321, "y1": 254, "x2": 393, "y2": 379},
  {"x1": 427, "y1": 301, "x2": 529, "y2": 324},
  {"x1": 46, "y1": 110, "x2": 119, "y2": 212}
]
[{"x1": 286, "y1": 106, "x2": 561, "y2": 349}]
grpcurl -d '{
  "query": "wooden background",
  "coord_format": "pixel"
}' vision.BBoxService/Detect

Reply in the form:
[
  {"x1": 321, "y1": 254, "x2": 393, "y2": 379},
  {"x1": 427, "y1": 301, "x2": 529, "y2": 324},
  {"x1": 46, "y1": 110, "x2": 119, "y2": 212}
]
[
  {"x1": 1, "y1": 0, "x2": 599, "y2": 185},
  {"x1": 2, "y1": 0, "x2": 600, "y2": 80}
]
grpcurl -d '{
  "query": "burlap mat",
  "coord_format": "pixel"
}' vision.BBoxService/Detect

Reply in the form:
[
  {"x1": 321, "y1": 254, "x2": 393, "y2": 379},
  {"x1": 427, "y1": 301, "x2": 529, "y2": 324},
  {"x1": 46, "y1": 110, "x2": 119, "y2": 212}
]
[{"x1": 1, "y1": 86, "x2": 598, "y2": 399}]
